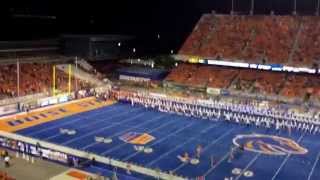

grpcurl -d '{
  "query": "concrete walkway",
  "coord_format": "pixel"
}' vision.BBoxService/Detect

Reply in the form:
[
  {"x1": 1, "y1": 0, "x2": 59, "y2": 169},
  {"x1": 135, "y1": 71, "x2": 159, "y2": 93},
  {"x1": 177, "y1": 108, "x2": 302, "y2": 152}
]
[{"x1": 0, "y1": 151, "x2": 68, "y2": 180}]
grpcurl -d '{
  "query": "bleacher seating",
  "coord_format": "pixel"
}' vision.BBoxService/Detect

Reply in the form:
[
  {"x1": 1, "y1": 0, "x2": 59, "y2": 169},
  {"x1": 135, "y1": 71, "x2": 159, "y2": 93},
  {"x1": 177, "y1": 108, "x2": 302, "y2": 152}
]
[
  {"x1": 0, "y1": 63, "x2": 89, "y2": 99},
  {"x1": 165, "y1": 64, "x2": 238, "y2": 89},
  {"x1": 179, "y1": 14, "x2": 320, "y2": 67},
  {"x1": 292, "y1": 16, "x2": 320, "y2": 66},
  {"x1": 0, "y1": 64, "x2": 17, "y2": 98},
  {"x1": 231, "y1": 69, "x2": 258, "y2": 91},
  {"x1": 165, "y1": 63, "x2": 320, "y2": 100},
  {"x1": 207, "y1": 66, "x2": 238, "y2": 89},
  {"x1": 253, "y1": 71, "x2": 285, "y2": 95},
  {"x1": 176, "y1": 14, "x2": 320, "y2": 101},
  {"x1": 0, "y1": 171, "x2": 15, "y2": 180}
]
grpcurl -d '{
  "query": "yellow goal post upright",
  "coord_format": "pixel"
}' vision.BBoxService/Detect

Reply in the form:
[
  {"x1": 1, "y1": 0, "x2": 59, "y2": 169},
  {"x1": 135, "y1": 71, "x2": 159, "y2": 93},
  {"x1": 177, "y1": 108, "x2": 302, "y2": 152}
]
[
  {"x1": 52, "y1": 64, "x2": 73, "y2": 97},
  {"x1": 52, "y1": 64, "x2": 56, "y2": 96},
  {"x1": 68, "y1": 64, "x2": 72, "y2": 95}
]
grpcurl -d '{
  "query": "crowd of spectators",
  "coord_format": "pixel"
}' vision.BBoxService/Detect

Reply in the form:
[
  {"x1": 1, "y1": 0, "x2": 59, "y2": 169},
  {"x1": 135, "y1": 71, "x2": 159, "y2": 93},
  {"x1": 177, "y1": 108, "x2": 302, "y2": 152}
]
[
  {"x1": 292, "y1": 16, "x2": 320, "y2": 66},
  {"x1": 253, "y1": 71, "x2": 285, "y2": 95},
  {"x1": 0, "y1": 171, "x2": 15, "y2": 180},
  {"x1": 0, "y1": 63, "x2": 90, "y2": 99},
  {"x1": 179, "y1": 14, "x2": 320, "y2": 67},
  {"x1": 165, "y1": 63, "x2": 320, "y2": 101},
  {"x1": 166, "y1": 64, "x2": 238, "y2": 89}
]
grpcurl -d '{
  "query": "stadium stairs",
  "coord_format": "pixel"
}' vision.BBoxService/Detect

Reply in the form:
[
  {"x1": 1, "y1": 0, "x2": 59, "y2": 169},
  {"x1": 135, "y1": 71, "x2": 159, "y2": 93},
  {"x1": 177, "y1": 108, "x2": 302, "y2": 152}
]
[
  {"x1": 56, "y1": 64, "x2": 108, "y2": 87},
  {"x1": 288, "y1": 22, "x2": 303, "y2": 64},
  {"x1": 77, "y1": 59, "x2": 94, "y2": 72}
]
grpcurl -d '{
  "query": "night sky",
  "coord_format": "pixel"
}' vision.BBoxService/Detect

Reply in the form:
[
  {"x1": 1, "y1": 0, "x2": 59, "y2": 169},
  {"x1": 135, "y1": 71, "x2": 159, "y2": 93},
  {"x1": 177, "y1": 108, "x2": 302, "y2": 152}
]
[{"x1": 0, "y1": 0, "x2": 319, "y2": 51}]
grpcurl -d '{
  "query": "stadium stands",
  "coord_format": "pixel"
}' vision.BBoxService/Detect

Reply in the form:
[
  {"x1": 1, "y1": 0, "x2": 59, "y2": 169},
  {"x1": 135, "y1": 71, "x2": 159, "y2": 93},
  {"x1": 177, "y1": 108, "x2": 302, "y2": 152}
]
[
  {"x1": 175, "y1": 13, "x2": 320, "y2": 102},
  {"x1": 179, "y1": 14, "x2": 320, "y2": 67},
  {"x1": 207, "y1": 66, "x2": 238, "y2": 89},
  {"x1": 165, "y1": 63, "x2": 238, "y2": 88},
  {"x1": 292, "y1": 16, "x2": 320, "y2": 66},
  {"x1": 0, "y1": 64, "x2": 17, "y2": 98},
  {"x1": 0, "y1": 171, "x2": 15, "y2": 180},
  {"x1": 0, "y1": 63, "x2": 90, "y2": 99},
  {"x1": 165, "y1": 63, "x2": 320, "y2": 101},
  {"x1": 253, "y1": 71, "x2": 285, "y2": 95}
]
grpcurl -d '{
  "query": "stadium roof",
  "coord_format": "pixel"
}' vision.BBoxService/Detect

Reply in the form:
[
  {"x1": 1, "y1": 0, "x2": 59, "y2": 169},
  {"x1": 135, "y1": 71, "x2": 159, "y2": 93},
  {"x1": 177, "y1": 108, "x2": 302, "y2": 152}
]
[
  {"x1": 61, "y1": 34, "x2": 134, "y2": 42},
  {"x1": 0, "y1": 39, "x2": 59, "y2": 53}
]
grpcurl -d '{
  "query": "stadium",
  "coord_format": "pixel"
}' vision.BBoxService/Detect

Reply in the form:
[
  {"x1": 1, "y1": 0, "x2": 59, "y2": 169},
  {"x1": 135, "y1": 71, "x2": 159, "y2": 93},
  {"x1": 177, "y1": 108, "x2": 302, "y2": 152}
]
[{"x1": 0, "y1": 1, "x2": 320, "y2": 180}]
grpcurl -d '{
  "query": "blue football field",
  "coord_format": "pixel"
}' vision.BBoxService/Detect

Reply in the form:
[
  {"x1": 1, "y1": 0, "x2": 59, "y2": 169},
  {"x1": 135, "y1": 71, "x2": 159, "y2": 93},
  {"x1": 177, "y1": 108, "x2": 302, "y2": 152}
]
[{"x1": 16, "y1": 102, "x2": 320, "y2": 180}]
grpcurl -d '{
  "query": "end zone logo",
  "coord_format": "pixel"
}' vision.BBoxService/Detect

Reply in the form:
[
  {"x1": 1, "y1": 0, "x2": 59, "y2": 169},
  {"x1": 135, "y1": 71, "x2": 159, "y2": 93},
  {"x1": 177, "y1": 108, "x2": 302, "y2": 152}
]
[
  {"x1": 233, "y1": 134, "x2": 308, "y2": 155},
  {"x1": 119, "y1": 132, "x2": 155, "y2": 145}
]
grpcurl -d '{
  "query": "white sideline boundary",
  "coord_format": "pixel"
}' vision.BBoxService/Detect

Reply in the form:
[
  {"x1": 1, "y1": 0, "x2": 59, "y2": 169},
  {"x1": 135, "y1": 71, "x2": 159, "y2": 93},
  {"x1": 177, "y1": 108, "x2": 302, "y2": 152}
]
[
  {"x1": 0, "y1": 130, "x2": 185, "y2": 180},
  {"x1": 0, "y1": 97, "x2": 101, "y2": 121}
]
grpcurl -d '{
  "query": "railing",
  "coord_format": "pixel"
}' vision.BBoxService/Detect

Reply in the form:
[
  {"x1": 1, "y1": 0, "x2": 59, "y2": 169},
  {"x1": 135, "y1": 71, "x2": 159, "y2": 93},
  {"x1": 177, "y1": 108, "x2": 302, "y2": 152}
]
[
  {"x1": 0, "y1": 131, "x2": 185, "y2": 180},
  {"x1": 0, "y1": 92, "x2": 48, "y2": 106},
  {"x1": 56, "y1": 64, "x2": 106, "y2": 86},
  {"x1": 227, "y1": 89, "x2": 300, "y2": 104},
  {"x1": 78, "y1": 59, "x2": 94, "y2": 72}
]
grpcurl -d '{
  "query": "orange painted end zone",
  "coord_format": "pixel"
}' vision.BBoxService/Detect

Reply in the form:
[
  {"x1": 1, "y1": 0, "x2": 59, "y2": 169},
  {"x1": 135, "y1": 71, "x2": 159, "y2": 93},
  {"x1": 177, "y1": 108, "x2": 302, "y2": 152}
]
[
  {"x1": 67, "y1": 170, "x2": 89, "y2": 180},
  {"x1": 0, "y1": 97, "x2": 115, "y2": 132}
]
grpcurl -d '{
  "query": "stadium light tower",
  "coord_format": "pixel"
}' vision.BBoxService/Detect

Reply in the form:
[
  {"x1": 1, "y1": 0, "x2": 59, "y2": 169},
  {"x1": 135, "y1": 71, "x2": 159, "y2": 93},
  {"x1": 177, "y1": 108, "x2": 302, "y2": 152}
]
[
  {"x1": 316, "y1": 0, "x2": 320, "y2": 16},
  {"x1": 231, "y1": 0, "x2": 234, "y2": 15},
  {"x1": 131, "y1": 48, "x2": 136, "y2": 61},
  {"x1": 16, "y1": 58, "x2": 20, "y2": 97},
  {"x1": 75, "y1": 56, "x2": 78, "y2": 93},
  {"x1": 293, "y1": 0, "x2": 297, "y2": 15},
  {"x1": 250, "y1": 0, "x2": 255, "y2": 15}
]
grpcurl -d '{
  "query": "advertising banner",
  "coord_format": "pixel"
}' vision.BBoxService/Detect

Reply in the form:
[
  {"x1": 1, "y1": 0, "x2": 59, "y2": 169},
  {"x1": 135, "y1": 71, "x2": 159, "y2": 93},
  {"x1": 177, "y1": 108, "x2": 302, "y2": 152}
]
[
  {"x1": 0, "y1": 104, "x2": 18, "y2": 116},
  {"x1": 206, "y1": 87, "x2": 221, "y2": 95},
  {"x1": 0, "y1": 136, "x2": 69, "y2": 164}
]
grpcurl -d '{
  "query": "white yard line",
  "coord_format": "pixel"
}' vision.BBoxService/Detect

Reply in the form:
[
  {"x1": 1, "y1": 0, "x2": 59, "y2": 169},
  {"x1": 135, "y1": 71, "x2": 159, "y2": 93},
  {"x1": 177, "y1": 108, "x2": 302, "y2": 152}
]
[
  {"x1": 0, "y1": 97, "x2": 99, "y2": 120},
  {"x1": 271, "y1": 133, "x2": 305, "y2": 180},
  {"x1": 43, "y1": 107, "x2": 143, "y2": 140},
  {"x1": 234, "y1": 153, "x2": 261, "y2": 180},
  {"x1": 61, "y1": 112, "x2": 148, "y2": 145},
  {"x1": 203, "y1": 153, "x2": 230, "y2": 177},
  {"x1": 146, "y1": 123, "x2": 221, "y2": 167},
  {"x1": 122, "y1": 121, "x2": 197, "y2": 161},
  {"x1": 83, "y1": 114, "x2": 170, "y2": 151},
  {"x1": 307, "y1": 150, "x2": 320, "y2": 180},
  {"x1": 172, "y1": 127, "x2": 237, "y2": 173},
  {"x1": 27, "y1": 105, "x2": 128, "y2": 136}
]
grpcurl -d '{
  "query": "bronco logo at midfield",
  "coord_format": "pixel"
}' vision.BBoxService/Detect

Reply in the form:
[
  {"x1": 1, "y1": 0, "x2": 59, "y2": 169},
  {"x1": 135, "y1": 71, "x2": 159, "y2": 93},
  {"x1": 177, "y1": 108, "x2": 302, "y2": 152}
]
[{"x1": 233, "y1": 134, "x2": 308, "y2": 155}]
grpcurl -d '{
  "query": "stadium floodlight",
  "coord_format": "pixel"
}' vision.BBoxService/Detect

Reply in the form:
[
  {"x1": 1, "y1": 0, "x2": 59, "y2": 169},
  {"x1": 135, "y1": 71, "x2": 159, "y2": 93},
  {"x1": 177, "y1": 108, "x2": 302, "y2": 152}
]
[
  {"x1": 75, "y1": 56, "x2": 78, "y2": 92},
  {"x1": 231, "y1": 0, "x2": 234, "y2": 15},
  {"x1": 53, "y1": 65, "x2": 56, "y2": 96},
  {"x1": 293, "y1": 0, "x2": 297, "y2": 15},
  {"x1": 316, "y1": 0, "x2": 320, "y2": 16},
  {"x1": 17, "y1": 59, "x2": 20, "y2": 97},
  {"x1": 250, "y1": 0, "x2": 254, "y2": 15}
]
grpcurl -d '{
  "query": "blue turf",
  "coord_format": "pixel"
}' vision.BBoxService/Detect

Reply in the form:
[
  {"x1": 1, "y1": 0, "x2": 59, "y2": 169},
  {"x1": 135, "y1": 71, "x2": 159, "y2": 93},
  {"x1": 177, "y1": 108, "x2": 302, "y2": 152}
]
[{"x1": 16, "y1": 102, "x2": 320, "y2": 180}]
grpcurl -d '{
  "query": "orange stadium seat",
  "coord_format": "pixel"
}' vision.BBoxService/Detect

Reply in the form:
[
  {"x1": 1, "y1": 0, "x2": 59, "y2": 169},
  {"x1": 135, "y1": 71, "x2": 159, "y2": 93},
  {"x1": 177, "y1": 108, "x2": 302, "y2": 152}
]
[
  {"x1": 179, "y1": 14, "x2": 320, "y2": 66},
  {"x1": 0, "y1": 63, "x2": 90, "y2": 99},
  {"x1": 166, "y1": 62, "x2": 319, "y2": 101}
]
